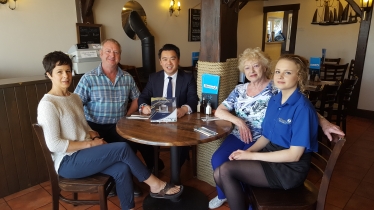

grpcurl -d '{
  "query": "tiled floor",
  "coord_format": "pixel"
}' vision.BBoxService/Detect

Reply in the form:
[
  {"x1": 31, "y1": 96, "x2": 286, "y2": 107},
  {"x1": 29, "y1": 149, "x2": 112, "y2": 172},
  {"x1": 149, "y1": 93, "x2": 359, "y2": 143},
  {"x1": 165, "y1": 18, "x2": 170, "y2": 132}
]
[{"x1": 1, "y1": 116, "x2": 374, "y2": 209}]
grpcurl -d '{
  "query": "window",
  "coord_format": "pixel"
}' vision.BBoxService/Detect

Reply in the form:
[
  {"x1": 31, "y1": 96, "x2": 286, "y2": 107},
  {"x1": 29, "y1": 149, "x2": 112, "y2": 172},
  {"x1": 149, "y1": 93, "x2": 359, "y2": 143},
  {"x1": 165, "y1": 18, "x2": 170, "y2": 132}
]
[{"x1": 267, "y1": 17, "x2": 283, "y2": 35}]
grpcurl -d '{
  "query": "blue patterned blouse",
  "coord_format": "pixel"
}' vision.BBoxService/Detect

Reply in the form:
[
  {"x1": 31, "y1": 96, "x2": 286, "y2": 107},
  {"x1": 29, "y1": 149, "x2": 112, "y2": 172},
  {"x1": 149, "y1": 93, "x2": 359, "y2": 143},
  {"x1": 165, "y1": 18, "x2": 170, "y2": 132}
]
[{"x1": 222, "y1": 81, "x2": 278, "y2": 142}]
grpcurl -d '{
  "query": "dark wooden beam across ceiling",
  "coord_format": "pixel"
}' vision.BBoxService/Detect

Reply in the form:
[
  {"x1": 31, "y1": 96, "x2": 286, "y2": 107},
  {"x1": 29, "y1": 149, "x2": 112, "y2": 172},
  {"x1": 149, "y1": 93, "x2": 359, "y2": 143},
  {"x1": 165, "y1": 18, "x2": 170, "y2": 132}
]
[{"x1": 75, "y1": 0, "x2": 95, "y2": 24}]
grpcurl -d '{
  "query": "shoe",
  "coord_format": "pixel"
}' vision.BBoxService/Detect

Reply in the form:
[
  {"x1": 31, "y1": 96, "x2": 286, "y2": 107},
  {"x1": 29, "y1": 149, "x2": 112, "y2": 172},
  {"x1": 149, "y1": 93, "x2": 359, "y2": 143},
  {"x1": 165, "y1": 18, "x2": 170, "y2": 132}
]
[
  {"x1": 149, "y1": 183, "x2": 184, "y2": 200},
  {"x1": 108, "y1": 185, "x2": 117, "y2": 197},
  {"x1": 209, "y1": 196, "x2": 227, "y2": 209},
  {"x1": 133, "y1": 182, "x2": 143, "y2": 197}
]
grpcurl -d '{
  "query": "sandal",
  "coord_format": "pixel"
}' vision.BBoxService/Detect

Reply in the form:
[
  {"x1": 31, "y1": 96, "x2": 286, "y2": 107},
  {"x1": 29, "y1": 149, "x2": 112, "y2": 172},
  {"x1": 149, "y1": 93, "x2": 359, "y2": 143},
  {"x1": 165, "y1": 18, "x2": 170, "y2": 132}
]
[{"x1": 149, "y1": 183, "x2": 184, "y2": 200}]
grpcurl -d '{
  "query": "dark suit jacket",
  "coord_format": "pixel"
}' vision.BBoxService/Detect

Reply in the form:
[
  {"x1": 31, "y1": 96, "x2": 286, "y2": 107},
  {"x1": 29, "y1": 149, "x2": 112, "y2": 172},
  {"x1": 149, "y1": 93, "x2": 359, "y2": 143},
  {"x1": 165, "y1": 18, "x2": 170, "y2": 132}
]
[{"x1": 138, "y1": 70, "x2": 198, "y2": 112}]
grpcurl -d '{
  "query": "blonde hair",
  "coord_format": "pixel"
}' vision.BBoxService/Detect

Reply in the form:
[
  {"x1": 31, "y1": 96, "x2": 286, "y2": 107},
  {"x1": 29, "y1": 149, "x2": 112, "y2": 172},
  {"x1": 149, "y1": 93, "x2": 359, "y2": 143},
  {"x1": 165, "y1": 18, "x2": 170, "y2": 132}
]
[
  {"x1": 275, "y1": 54, "x2": 309, "y2": 93},
  {"x1": 238, "y1": 47, "x2": 272, "y2": 78},
  {"x1": 100, "y1": 38, "x2": 122, "y2": 53}
]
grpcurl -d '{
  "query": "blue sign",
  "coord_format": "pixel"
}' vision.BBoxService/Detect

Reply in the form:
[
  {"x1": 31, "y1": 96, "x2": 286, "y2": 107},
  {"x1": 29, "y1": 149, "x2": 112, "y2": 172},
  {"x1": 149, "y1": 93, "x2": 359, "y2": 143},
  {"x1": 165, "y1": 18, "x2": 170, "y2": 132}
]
[{"x1": 310, "y1": 57, "x2": 321, "y2": 70}]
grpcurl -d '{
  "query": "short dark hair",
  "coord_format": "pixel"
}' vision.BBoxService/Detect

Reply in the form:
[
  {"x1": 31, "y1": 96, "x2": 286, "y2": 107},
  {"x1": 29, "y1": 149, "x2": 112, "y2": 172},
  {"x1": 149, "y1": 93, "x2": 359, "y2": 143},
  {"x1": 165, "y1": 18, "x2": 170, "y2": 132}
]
[
  {"x1": 42, "y1": 51, "x2": 72, "y2": 75},
  {"x1": 158, "y1": 44, "x2": 180, "y2": 60}
]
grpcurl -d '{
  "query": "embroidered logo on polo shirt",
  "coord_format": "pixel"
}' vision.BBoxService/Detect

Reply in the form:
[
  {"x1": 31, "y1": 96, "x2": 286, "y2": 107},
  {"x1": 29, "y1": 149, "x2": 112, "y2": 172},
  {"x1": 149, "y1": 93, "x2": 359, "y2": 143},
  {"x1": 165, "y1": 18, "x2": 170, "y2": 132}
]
[{"x1": 279, "y1": 118, "x2": 292, "y2": 124}]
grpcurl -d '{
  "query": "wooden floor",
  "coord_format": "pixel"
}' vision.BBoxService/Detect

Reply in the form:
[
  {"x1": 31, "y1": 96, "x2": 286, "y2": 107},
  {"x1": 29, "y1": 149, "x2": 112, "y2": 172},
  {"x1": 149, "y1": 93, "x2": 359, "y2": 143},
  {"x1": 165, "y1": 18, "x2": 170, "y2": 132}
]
[{"x1": 1, "y1": 116, "x2": 374, "y2": 209}]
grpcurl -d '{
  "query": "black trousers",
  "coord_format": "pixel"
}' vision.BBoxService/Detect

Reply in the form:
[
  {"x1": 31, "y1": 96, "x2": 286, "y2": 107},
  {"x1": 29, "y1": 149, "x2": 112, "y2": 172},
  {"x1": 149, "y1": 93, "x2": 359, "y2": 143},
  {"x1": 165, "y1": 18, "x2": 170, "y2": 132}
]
[{"x1": 87, "y1": 121, "x2": 155, "y2": 170}]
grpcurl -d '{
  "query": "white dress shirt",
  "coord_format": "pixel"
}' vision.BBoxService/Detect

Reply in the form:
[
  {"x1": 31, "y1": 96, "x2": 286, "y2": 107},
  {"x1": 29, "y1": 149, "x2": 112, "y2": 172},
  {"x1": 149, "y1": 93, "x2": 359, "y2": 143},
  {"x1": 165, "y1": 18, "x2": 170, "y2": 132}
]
[{"x1": 163, "y1": 71, "x2": 192, "y2": 114}]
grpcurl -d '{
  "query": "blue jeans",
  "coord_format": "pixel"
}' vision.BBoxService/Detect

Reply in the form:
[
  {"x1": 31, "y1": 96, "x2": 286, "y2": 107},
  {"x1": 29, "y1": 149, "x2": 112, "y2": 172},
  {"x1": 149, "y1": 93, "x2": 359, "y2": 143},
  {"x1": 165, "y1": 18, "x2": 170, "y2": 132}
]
[
  {"x1": 211, "y1": 134, "x2": 255, "y2": 199},
  {"x1": 59, "y1": 142, "x2": 151, "y2": 209}
]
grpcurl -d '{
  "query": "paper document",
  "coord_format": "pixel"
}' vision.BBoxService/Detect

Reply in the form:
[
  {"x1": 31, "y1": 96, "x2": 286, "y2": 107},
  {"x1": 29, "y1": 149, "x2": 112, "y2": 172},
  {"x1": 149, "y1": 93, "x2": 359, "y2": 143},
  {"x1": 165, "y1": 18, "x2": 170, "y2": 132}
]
[{"x1": 80, "y1": 50, "x2": 98, "y2": 58}]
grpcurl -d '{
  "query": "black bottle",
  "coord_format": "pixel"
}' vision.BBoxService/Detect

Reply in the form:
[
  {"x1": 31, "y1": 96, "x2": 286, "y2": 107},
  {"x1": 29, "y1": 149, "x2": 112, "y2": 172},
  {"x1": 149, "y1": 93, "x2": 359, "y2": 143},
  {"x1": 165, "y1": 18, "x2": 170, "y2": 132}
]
[{"x1": 200, "y1": 97, "x2": 206, "y2": 113}]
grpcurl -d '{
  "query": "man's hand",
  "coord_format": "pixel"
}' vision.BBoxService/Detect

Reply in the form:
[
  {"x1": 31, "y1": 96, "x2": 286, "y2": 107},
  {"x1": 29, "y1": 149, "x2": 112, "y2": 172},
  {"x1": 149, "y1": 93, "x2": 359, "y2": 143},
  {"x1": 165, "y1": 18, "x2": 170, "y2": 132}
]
[
  {"x1": 141, "y1": 105, "x2": 152, "y2": 115},
  {"x1": 177, "y1": 106, "x2": 188, "y2": 118}
]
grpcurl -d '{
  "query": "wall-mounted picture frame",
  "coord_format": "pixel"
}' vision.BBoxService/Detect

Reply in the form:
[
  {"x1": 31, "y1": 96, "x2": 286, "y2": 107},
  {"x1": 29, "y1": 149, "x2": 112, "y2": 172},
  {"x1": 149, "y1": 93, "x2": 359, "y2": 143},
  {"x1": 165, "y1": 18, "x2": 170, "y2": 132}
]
[
  {"x1": 76, "y1": 23, "x2": 102, "y2": 44},
  {"x1": 188, "y1": 9, "x2": 201, "y2": 42}
]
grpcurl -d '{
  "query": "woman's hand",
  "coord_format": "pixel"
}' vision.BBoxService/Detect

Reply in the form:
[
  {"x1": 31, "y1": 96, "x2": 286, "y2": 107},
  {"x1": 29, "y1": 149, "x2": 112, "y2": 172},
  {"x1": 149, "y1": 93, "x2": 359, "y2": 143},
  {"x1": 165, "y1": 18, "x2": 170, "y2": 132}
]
[
  {"x1": 89, "y1": 130, "x2": 100, "y2": 139},
  {"x1": 236, "y1": 120, "x2": 253, "y2": 144},
  {"x1": 66, "y1": 138, "x2": 106, "y2": 153},
  {"x1": 318, "y1": 114, "x2": 345, "y2": 141},
  {"x1": 90, "y1": 138, "x2": 107, "y2": 147},
  {"x1": 215, "y1": 104, "x2": 253, "y2": 143},
  {"x1": 229, "y1": 149, "x2": 252, "y2": 160}
]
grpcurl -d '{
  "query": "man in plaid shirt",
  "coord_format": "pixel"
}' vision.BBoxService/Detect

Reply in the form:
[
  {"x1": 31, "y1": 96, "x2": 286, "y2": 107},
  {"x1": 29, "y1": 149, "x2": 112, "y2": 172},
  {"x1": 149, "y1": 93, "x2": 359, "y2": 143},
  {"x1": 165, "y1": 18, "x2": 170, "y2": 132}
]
[{"x1": 74, "y1": 38, "x2": 155, "y2": 196}]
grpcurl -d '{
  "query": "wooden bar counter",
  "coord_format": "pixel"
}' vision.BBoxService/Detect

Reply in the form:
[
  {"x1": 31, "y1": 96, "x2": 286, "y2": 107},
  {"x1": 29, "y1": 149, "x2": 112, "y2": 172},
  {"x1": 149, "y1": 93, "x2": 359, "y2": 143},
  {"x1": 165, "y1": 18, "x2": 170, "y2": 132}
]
[{"x1": 0, "y1": 75, "x2": 82, "y2": 198}]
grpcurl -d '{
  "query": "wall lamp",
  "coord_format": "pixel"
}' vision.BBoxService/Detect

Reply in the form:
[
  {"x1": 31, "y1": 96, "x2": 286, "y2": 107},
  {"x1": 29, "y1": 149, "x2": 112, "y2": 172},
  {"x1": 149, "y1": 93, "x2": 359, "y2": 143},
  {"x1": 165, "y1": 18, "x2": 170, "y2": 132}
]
[
  {"x1": 345, "y1": 0, "x2": 373, "y2": 21},
  {"x1": 169, "y1": 0, "x2": 181, "y2": 17},
  {"x1": 0, "y1": 0, "x2": 17, "y2": 10},
  {"x1": 361, "y1": 0, "x2": 373, "y2": 20}
]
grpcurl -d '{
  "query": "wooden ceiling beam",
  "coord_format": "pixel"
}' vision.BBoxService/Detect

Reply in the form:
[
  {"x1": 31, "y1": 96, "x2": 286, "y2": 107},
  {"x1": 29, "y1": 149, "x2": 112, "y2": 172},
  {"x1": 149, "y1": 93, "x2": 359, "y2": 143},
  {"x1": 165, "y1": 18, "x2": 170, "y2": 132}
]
[
  {"x1": 239, "y1": 0, "x2": 250, "y2": 11},
  {"x1": 75, "y1": 0, "x2": 95, "y2": 24}
]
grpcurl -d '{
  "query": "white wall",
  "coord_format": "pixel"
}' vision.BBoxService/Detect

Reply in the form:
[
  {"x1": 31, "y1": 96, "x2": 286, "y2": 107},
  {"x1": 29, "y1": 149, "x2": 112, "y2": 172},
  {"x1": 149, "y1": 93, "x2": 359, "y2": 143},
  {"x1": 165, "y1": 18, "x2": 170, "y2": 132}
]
[
  {"x1": 0, "y1": 0, "x2": 77, "y2": 78},
  {"x1": 0, "y1": 0, "x2": 372, "y2": 111},
  {"x1": 263, "y1": 0, "x2": 373, "y2": 112},
  {"x1": 93, "y1": 0, "x2": 201, "y2": 71},
  {"x1": 237, "y1": 1, "x2": 264, "y2": 54},
  {"x1": 0, "y1": 0, "x2": 201, "y2": 78},
  {"x1": 264, "y1": 0, "x2": 359, "y2": 65}
]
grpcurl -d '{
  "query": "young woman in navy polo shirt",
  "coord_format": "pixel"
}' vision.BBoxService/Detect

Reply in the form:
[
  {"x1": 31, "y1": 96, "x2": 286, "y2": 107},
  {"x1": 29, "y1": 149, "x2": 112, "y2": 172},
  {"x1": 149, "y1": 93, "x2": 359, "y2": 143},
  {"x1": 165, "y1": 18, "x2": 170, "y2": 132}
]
[{"x1": 213, "y1": 54, "x2": 319, "y2": 210}]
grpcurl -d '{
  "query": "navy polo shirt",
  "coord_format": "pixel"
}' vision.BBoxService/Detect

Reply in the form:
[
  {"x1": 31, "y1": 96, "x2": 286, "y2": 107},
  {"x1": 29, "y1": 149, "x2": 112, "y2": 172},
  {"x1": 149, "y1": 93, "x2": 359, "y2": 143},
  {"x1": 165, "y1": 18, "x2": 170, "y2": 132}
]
[{"x1": 261, "y1": 88, "x2": 318, "y2": 153}]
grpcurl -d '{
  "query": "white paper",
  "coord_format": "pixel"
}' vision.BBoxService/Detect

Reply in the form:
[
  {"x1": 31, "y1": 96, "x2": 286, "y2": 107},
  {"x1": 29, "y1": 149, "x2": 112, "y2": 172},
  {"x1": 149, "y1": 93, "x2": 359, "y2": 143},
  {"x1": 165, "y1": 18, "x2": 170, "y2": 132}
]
[
  {"x1": 80, "y1": 50, "x2": 97, "y2": 58},
  {"x1": 91, "y1": 44, "x2": 101, "y2": 49}
]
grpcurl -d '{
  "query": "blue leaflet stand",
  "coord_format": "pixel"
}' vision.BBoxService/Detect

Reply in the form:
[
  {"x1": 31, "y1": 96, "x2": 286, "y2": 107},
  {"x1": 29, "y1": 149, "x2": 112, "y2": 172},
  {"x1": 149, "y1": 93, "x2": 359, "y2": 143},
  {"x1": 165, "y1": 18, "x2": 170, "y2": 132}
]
[
  {"x1": 309, "y1": 57, "x2": 321, "y2": 80},
  {"x1": 202, "y1": 74, "x2": 220, "y2": 109}
]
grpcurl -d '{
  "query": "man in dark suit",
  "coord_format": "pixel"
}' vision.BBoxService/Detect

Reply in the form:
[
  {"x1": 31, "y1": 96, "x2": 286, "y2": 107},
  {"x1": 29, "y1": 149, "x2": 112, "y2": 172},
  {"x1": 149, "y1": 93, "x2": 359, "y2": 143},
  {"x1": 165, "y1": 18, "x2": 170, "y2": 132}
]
[{"x1": 138, "y1": 44, "x2": 199, "y2": 168}]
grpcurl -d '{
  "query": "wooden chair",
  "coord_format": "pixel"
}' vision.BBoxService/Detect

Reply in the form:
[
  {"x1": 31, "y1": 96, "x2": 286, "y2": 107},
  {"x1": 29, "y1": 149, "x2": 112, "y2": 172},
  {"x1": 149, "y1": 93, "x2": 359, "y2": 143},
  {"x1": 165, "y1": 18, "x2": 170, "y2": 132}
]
[
  {"x1": 347, "y1": 59, "x2": 356, "y2": 79},
  {"x1": 248, "y1": 135, "x2": 346, "y2": 210},
  {"x1": 314, "y1": 84, "x2": 340, "y2": 121},
  {"x1": 331, "y1": 76, "x2": 358, "y2": 133},
  {"x1": 322, "y1": 63, "x2": 348, "y2": 82},
  {"x1": 32, "y1": 124, "x2": 115, "y2": 210},
  {"x1": 180, "y1": 65, "x2": 198, "y2": 81},
  {"x1": 323, "y1": 58, "x2": 341, "y2": 64},
  {"x1": 119, "y1": 64, "x2": 143, "y2": 91}
]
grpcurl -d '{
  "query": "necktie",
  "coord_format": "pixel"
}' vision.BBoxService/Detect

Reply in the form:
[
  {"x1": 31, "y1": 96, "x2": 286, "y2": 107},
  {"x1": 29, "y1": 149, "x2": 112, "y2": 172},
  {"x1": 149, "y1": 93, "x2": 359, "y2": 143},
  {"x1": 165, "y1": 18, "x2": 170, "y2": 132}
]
[{"x1": 167, "y1": 77, "x2": 173, "y2": 98}]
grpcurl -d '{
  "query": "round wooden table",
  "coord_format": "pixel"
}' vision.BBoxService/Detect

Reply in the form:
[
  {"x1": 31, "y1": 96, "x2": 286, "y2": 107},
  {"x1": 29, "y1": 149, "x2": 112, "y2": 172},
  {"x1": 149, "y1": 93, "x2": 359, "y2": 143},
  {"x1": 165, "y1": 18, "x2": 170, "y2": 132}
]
[{"x1": 116, "y1": 112, "x2": 233, "y2": 210}]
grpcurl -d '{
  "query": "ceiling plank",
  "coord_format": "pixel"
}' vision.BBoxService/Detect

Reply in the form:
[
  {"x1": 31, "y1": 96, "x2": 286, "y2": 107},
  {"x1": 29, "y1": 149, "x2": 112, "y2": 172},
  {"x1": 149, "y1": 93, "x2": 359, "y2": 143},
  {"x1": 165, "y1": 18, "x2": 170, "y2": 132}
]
[{"x1": 75, "y1": 0, "x2": 95, "y2": 24}]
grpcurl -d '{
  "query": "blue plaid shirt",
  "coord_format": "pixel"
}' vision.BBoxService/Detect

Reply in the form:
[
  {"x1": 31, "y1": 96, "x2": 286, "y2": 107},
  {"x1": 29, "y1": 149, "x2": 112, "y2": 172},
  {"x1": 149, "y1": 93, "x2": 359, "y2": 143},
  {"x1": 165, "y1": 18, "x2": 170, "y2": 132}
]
[{"x1": 74, "y1": 64, "x2": 140, "y2": 124}]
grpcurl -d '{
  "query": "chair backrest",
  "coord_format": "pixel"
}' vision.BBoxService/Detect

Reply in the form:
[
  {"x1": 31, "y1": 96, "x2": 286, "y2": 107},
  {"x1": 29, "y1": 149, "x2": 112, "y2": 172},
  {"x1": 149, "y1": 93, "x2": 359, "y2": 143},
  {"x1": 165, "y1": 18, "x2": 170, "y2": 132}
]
[
  {"x1": 322, "y1": 63, "x2": 349, "y2": 82},
  {"x1": 347, "y1": 59, "x2": 355, "y2": 79},
  {"x1": 119, "y1": 64, "x2": 143, "y2": 91},
  {"x1": 32, "y1": 124, "x2": 60, "y2": 191},
  {"x1": 180, "y1": 66, "x2": 197, "y2": 82},
  {"x1": 324, "y1": 58, "x2": 341, "y2": 64},
  {"x1": 310, "y1": 137, "x2": 346, "y2": 210},
  {"x1": 337, "y1": 76, "x2": 358, "y2": 111},
  {"x1": 317, "y1": 84, "x2": 340, "y2": 120}
]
